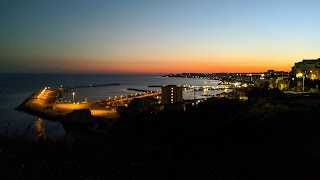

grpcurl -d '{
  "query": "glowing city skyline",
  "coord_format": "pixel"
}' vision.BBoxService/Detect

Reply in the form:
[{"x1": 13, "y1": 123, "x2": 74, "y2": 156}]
[{"x1": 1, "y1": 0, "x2": 319, "y2": 73}]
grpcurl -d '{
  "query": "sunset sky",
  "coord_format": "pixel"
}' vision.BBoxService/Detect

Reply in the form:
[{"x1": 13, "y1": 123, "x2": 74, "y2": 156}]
[{"x1": 1, "y1": 0, "x2": 319, "y2": 73}]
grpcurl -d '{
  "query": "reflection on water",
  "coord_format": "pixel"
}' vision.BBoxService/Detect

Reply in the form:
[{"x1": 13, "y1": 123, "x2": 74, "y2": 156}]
[
  {"x1": 203, "y1": 88, "x2": 207, "y2": 95},
  {"x1": 34, "y1": 118, "x2": 47, "y2": 141}
]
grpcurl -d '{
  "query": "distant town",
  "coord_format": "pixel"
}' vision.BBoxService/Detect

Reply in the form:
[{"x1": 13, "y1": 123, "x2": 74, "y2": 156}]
[
  {"x1": 165, "y1": 58, "x2": 320, "y2": 94},
  {"x1": 164, "y1": 71, "x2": 289, "y2": 87}
]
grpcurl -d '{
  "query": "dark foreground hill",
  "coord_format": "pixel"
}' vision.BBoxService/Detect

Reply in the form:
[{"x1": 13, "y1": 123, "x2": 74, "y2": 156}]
[{"x1": 1, "y1": 93, "x2": 320, "y2": 179}]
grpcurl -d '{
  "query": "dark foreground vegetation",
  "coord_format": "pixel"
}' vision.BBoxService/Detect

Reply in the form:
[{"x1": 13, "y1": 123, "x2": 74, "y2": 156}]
[{"x1": 1, "y1": 88, "x2": 320, "y2": 179}]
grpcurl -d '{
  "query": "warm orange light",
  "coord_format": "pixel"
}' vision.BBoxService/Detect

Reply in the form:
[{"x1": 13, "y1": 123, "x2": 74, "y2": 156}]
[{"x1": 37, "y1": 56, "x2": 294, "y2": 73}]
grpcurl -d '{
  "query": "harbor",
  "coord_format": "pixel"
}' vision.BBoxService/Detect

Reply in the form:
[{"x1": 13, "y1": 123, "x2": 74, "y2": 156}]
[{"x1": 16, "y1": 84, "x2": 162, "y2": 126}]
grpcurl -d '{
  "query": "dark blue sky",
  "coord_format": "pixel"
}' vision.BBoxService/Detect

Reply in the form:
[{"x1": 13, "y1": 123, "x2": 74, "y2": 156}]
[{"x1": 1, "y1": 0, "x2": 319, "y2": 73}]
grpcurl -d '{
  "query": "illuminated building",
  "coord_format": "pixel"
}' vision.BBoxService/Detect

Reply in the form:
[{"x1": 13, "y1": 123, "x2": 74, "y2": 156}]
[
  {"x1": 292, "y1": 58, "x2": 320, "y2": 80},
  {"x1": 266, "y1": 70, "x2": 275, "y2": 77},
  {"x1": 161, "y1": 84, "x2": 183, "y2": 104}
]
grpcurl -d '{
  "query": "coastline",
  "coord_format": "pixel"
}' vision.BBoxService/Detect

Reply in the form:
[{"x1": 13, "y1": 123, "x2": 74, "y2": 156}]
[{"x1": 15, "y1": 88, "x2": 119, "y2": 129}]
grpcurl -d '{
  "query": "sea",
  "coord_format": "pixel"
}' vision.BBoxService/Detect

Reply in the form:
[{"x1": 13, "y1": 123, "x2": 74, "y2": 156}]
[{"x1": 0, "y1": 73, "x2": 226, "y2": 140}]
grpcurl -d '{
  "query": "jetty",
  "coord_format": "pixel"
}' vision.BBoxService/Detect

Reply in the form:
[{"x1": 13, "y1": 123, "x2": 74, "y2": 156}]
[
  {"x1": 127, "y1": 88, "x2": 149, "y2": 92},
  {"x1": 16, "y1": 87, "x2": 65, "y2": 120},
  {"x1": 16, "y1": 85, "x2": 162, "y2": 129},
  {"x1": 15, "y1": 87, "x2": 120, "y2": 128},
  {"x1": 61, "y1": 83, "x2": 120, "y2": 91}
]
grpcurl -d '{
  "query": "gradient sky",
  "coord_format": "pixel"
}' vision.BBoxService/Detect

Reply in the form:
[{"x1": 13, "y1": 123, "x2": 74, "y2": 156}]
[{"x1": 1, "y1": 0, "x2": 319, "y2": 73}]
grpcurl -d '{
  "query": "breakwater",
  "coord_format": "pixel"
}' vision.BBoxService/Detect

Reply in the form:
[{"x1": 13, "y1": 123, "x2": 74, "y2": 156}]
[
  {"x1": 15, "y1": 88, "x2": 118, "y2": 130},
  {"x1": 62, "y1": 83, "x2": 120, "y2": 91},
  {"x1": 15, "y1": 88, "x2": 66, "y2": 120},
  {"x1": 127, "y1": 88, "x2": 149, "y2": 92}
]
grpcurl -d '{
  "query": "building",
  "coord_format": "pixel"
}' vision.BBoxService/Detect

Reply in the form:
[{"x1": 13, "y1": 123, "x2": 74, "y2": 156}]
[
  {"x1": 266, "y1": 70, "x2": 275, "y2": 77},
  {"x1": 292, "y1": 58, "x2": 320, "y2": 80},
  {"x1": 275, "y1": 76, "x2": 290, "y2": 90},
  {"x1": 161, "y1": 84, "x2": 183, "y2": 104}
]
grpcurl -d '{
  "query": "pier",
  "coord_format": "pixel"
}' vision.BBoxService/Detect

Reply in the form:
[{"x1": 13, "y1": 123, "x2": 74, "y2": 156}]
[
  {"x1": 100, "y1": 91, "x2": 161, "y2": 109},
  {"x1": 16, "y1": 86, "x2": 161, "y2": 123},
  {"x1": 61, "y1": 83, "x2": 120, "y2": 91},
  {"x1": 127, "y1": 88, "x2": 150, "y2": 92},
  {"x1": 16, "y1": 87, "x2": 119, "y2": 120}
]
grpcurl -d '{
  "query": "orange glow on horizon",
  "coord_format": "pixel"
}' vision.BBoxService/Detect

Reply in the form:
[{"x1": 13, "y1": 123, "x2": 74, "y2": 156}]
[
  {"x1": 66, "y1": 59, "x2": 292, "y2": 74},
  {"x1": 27, "y1": 56, "x2": 295, "y2": 74}
]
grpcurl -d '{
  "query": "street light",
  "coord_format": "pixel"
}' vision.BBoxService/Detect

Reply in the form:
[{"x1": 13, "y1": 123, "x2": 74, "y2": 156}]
[
  {"x1": 292, "y1": 77, "x2": 294, "y2": 85},
  {"x1": 296, "y1": 73, "x2": 305, "y2": 92},
  {"x1": 302, "y1": 76, "x2": 305, "y2": 92},
  {"x1": 72, "y1": 92, "x2": 75, "y2": 103}
]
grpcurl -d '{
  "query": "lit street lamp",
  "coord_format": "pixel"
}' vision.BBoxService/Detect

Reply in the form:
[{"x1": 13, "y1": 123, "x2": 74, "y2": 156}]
[
  {"x1": 72, "y1": 92, "x2": 75, "y2": 103},
  {"x1": 296, "y1": 72, "x2": 306, "y2": 92},
  {"x1": 292, "y1": 78, "x2": 294, "y2": 87},
  {"x1": 302, "y1": 76, "x2": 305, "y2": 92}
]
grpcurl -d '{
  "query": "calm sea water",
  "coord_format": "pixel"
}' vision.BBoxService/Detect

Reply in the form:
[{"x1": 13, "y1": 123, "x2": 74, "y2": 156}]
[{"x1": 0, "y1": 73, "x2": 224, "y2": 140}]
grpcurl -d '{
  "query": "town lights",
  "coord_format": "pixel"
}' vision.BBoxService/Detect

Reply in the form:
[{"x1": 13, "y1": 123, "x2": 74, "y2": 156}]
[{"x1": 296, "y1": 72, "x2": 306, "y2": 92}]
